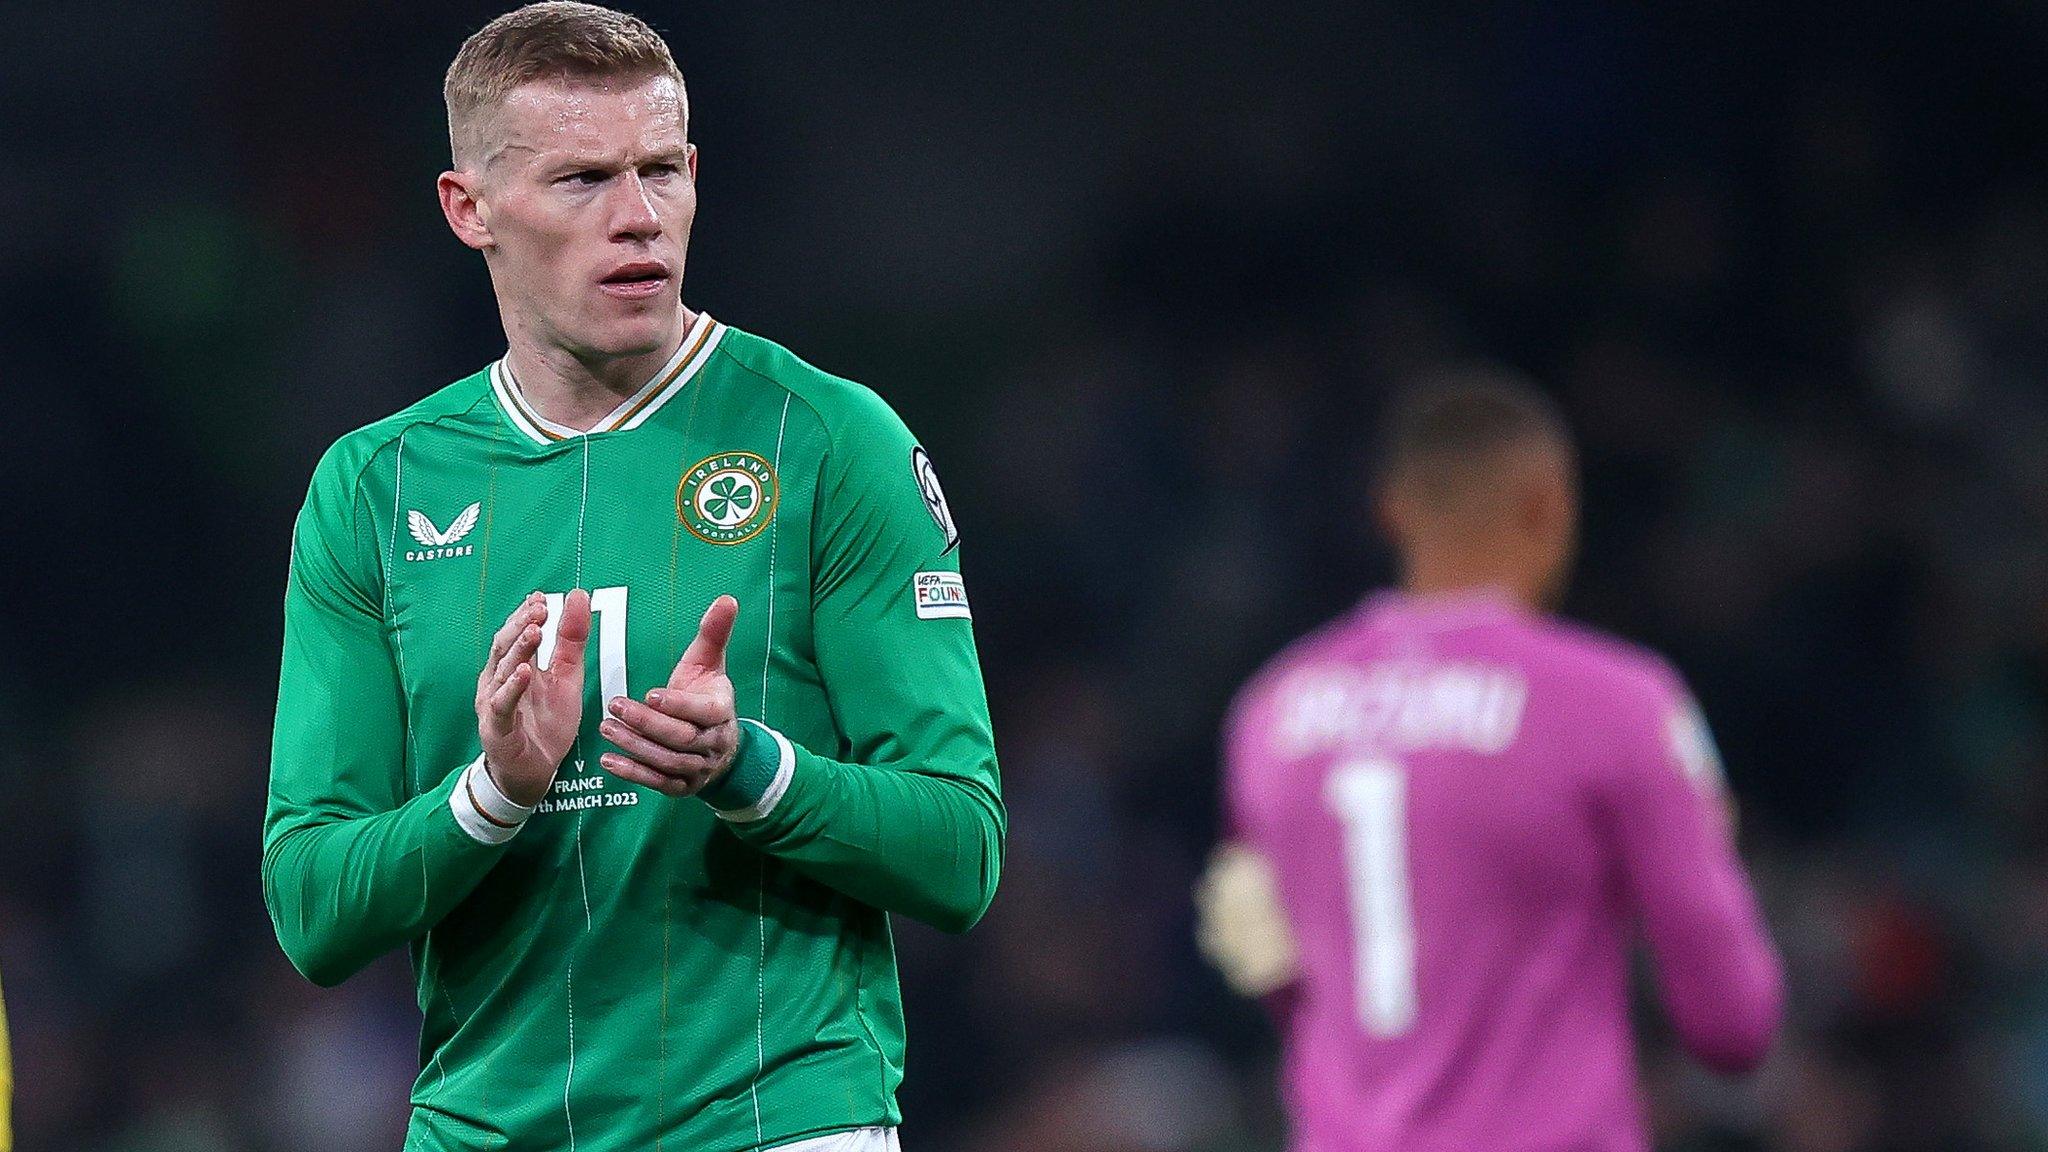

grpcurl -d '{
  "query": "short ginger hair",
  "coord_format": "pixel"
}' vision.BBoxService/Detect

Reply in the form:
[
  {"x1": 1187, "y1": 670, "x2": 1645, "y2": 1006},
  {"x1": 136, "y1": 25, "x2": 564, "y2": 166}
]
[{"x1": 444, "y1": 2, "x2": 686, "y2": 166}]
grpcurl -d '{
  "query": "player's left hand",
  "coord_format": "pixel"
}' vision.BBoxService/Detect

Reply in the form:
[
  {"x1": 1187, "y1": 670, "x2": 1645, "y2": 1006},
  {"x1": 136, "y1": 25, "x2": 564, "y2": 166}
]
[{"x1": 598, "y1": 595, "x2": 741, "y2": 797}]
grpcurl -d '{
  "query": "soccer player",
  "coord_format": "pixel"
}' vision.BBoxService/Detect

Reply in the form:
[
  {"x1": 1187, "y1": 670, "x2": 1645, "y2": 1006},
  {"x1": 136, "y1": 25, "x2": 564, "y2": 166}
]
[
  {"x1": 1198, "y1": 371, "x2": 1783, "y2": 1151},
  {"x1": 261, "y1": 5, "x2": 1002, "y2": 1150}
]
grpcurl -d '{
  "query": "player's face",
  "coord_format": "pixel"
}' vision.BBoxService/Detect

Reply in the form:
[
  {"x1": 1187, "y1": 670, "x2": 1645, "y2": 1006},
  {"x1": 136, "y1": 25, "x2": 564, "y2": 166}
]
[{"x1": 479, "y1": 74, "x2": 696, "y2": 360}]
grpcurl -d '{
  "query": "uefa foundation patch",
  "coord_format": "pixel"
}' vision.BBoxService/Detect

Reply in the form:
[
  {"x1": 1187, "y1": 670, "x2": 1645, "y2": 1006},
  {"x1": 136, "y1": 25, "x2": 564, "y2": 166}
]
[{"x1": 913, "y1": 571, "x2": 971, "y2": 619}]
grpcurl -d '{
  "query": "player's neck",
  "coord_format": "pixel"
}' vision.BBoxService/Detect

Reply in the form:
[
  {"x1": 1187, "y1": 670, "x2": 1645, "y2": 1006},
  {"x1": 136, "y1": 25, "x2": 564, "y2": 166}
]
[
  {"x1": 1400, "y1": 549, "x2": 1541, "y2": 613},
  {"x1": 502, "y1": 308, "x2": 696, "y2": 432}
]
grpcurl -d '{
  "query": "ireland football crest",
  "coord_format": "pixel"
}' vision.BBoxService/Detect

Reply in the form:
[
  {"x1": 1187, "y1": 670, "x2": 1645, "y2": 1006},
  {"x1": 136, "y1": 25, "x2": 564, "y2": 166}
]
[{"x1": 678, "y1": 451, "x2": 779, "y2": 544}]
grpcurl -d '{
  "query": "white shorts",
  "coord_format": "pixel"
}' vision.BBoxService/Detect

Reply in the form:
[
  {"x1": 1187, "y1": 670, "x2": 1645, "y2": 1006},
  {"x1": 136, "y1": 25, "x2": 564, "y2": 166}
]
[{"x1": 773, "y1": 1127, "x2": 900, "y2": 1152}]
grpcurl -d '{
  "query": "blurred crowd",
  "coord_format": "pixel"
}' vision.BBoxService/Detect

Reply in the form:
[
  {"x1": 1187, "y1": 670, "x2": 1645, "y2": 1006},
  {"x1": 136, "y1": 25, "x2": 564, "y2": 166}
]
[{"x1": 4, "y1": 3, "x2": 2048, "y2": 1150}]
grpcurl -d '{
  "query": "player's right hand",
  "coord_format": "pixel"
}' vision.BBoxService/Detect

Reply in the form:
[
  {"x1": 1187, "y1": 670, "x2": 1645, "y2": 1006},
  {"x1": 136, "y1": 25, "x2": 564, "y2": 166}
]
[{"x1": 476, "y1": 589, "x2": 592, "y2": 807}]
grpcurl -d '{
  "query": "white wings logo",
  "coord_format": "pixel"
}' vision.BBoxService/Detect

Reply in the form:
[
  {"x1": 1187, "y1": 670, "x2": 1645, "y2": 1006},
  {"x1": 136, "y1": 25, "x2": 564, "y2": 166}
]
[{"x1": 408, "y1": 502, "x2": 481, "y2": 548}]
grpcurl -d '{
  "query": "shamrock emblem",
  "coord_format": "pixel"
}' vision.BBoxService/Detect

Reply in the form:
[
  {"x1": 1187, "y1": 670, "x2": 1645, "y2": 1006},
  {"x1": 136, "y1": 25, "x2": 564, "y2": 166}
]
[
  {"x1": 679, "y1": 452, "x2": 778, "y2": 544},
  {"x1": 702, "y1": 473, "x2": 756, "y2": 524}
]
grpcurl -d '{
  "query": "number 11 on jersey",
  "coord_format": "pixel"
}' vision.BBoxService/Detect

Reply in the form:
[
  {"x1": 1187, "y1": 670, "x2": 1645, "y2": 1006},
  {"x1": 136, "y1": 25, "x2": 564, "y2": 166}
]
[
  {"x1": 535, "y1": 586, "x2": 630, "y2": 706},
  {"x1": 1326, "y1": 759, "x2": 1418, "y2": 1038}
]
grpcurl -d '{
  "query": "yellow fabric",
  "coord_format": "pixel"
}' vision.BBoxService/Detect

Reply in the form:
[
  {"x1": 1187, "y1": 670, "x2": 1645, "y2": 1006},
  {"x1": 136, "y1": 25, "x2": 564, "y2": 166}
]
[{"x1": 0, "y1": 973, "x2": 12, "y2": 1152}]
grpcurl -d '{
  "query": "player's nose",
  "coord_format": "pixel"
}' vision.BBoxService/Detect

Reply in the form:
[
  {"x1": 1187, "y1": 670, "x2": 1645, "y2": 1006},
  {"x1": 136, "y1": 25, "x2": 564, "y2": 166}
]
[{"x1": 606, "y1": 172, "x2": 663, "y2": 242}]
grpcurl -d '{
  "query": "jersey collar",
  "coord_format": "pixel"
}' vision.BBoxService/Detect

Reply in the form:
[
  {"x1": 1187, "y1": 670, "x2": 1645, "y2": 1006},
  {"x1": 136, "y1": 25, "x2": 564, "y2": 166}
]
[
  {"x1": 490, "y1": 310, "x2": 724, "y2": 446},
  {"x1": 1362, "y1": 586, "x2": 1525, "y2": 629}
]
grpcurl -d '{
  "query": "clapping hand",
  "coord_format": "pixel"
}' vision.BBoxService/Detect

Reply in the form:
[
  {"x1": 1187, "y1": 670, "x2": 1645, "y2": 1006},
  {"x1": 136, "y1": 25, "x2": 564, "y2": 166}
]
[
  {"x1": 477, "y1": 589, "x2": 591, "y2": 807},
  {"x1": 598, "y1": 595, "x2": 742, "y2": 797}
]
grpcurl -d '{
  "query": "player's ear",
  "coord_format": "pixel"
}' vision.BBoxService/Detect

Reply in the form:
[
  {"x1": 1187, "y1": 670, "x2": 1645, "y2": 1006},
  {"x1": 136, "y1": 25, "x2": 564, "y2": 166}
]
[
  {"x1": 1513, "y1": 476, "x2": 1550, "y2": 536},
  {"x1": 1519, "y1": 463, "x2": 1571, "y2": 543},
  {"x1": 439, "y1": 170, "x2": 493, "y2": 251},
  {"x1": 685, "y1": 142, "x2": 699, "y2": 182},
  {"x1": 1374, "y1": 485, "x2": 1413, "y2": 549}
]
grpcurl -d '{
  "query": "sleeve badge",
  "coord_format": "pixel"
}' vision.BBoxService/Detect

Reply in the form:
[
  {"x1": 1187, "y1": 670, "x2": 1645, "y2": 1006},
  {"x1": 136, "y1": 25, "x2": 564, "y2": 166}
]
[{"x1": 911, "y1": 446, "x2": 960, "y2": 553}]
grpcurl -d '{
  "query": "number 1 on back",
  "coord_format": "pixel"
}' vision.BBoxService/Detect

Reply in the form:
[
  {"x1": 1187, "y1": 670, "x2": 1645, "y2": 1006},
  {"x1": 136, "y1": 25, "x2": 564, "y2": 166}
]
[{"x1": 1326, "y1": 759, "x2": 1417, "y2": 1037}]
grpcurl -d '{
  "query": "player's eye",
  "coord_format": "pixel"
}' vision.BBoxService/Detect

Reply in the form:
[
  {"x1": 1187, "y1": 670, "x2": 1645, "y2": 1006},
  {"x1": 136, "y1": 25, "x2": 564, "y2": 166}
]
[
  {"x1": 558, "y1": 170, "x2": 609, "y2": 187},
  {"x1": 642, "y1": 163, "x2": 679, "y2": 179}
]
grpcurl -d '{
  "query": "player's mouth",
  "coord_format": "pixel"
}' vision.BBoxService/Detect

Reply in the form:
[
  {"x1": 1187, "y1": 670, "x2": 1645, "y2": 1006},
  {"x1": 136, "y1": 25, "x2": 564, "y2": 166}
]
[{"x1": 598, "y1": 261, "x2": 672, "y2": 300}]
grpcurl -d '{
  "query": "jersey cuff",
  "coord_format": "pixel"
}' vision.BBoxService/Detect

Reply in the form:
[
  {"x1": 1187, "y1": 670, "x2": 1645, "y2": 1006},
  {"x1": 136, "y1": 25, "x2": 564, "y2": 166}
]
[
  {"x1": 703, "y1": 720, "x2": 795, "y2": 823},
  {"x1": 449, "y1": 754, "x2": 535, "y2": 845}
]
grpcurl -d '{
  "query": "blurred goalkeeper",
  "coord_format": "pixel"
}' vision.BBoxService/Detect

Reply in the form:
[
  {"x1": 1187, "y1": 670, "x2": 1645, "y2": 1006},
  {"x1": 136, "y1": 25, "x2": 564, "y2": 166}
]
[{"x1": 1199, "y1": 370, "x2": 1783, "y2": 1152}]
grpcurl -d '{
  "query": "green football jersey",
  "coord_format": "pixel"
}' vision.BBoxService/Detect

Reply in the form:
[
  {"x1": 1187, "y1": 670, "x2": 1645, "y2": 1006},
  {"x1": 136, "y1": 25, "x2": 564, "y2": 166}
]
[{"x1": 262, "y1": 311, "x2": 1005, "y2": 1152}]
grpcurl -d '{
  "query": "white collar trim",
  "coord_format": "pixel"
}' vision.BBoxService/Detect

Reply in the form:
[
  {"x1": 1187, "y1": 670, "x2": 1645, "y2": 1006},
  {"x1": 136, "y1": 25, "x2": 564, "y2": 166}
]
[{"x1": 491, "y1": 310, "x2": 723, "y2": 445}]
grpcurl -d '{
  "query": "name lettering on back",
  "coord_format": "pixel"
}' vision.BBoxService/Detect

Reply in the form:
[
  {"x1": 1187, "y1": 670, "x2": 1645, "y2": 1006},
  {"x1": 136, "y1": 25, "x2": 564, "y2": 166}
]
[{"x1": 1276, "y1": 663, "x2": 1529, "y2": 758}]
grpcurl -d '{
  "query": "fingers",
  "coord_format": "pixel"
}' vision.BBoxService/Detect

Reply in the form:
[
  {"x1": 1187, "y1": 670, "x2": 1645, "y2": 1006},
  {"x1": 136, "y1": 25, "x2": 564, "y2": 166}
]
[
  {"x1": 482, "y1": 593, "x2": 547, "y2": 685},
  {"x1": 596, "y1": 740, "x2": 735, "y2": 797},
  {"x1": 492, "y1": 622, "x2": 544, "y2": 688},
  {"x1": 478, "y1": 595, "x2": 545, "y2": 721},
  {"x1": 672, "y1": 595, "x2": 738, "y2": 682},
  {"x1": 599, "y1": 710, "x2": 690, "y2": 768},
  {"x1": 641, "y1": 686, "x2": 733, "y2": 727},
  {"x1": 486, "y1": 661, "x2": 534, "y2": 725},
  {"x1": 487, "y1": 592, "x2": 541, "y2": 661},
  {"x1": 547, "y1": 588, "x2": 594, "y2": 672},
  {"x1": 604, "y1": 696, "x2": 703, "y2": 750},
  {"x1": 597, "y1": 754, "x2": 695, "y2": 796},
  {"x1": 596, "y1": 689, "x2": 739, "y2": 798},
  {"x1": 599, "y1": 706, "x2": 735, "y2": 771}
]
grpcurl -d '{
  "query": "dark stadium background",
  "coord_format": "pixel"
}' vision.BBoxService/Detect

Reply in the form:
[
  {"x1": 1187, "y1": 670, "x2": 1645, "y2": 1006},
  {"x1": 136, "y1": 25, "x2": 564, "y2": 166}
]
[{"x1": 3, "y1": 2, "x2": 2046, "y2": 1149}]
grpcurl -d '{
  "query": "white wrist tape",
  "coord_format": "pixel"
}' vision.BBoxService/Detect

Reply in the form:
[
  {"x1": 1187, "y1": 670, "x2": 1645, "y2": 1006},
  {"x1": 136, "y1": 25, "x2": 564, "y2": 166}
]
[{"x1": 449, "y1": 754, "x2": 536, "y2": 845}]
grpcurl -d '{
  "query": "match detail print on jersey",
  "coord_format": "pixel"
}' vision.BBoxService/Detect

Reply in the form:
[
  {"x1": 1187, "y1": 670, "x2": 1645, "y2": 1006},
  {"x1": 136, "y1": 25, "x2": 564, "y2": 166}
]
[{"x1": 677, "y1": 451, "x2": 780, "y2": 544}]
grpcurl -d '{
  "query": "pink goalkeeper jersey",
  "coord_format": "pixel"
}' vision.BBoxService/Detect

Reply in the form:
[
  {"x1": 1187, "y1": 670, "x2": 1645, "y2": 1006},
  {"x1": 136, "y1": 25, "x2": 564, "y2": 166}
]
[{"x1": 1223, "y1": 590, "x2": 1783, "y2": 1152}]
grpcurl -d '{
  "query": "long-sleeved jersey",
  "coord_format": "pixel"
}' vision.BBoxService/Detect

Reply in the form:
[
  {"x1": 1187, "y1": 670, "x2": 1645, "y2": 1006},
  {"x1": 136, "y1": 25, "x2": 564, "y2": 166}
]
[
  {"x1": 263, "y1": 310, "x2": 1004, "y2": 1152},
  {"x1": 1221, "y1": 590, "x2": 1781, "y2": 1152}
]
